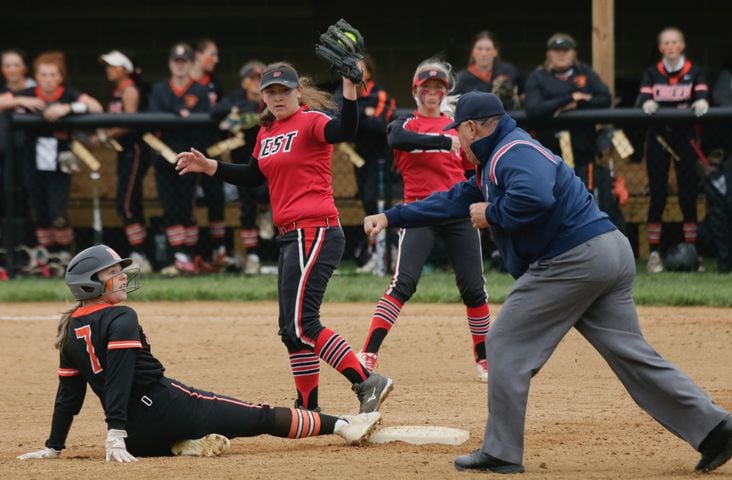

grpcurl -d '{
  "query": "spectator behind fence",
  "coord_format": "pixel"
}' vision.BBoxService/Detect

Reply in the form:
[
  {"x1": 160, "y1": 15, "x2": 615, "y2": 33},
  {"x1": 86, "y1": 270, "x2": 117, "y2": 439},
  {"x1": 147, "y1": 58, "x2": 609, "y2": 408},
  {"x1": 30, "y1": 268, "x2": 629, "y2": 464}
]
[
  {"x1": 190, "y1": 37, "x2": 234, "y2": 270},
  {"x1": 211, "y1": 60, "x2": 269, "y2": 274},
  {"x1": 148, "y1": 42, "x2": 211, "y2": 276},
  {"x1": 453, "y1": 30, "x2": 522, "y2": 110},
  {"x1": 333, "y1": 53, "x2": 396, "y2": 272},
  {"x1": 96, "y1": 49, "x2": 153, "y2": 274},
  {"x1": 0, "y1": 48, "x2": 39, "y2": 278},
  {"x1": 12, "y1": 51, "x2": 102, "y2": 275},
  {"x1": 524, "y1": 33, "x2": 621, "y2": 229},
  {"x1": 637, "y1": 26, "x2": 709, "y2": 273},
  {"x1": 697, "y1": 149, "x2": 732, "y2": 273}
]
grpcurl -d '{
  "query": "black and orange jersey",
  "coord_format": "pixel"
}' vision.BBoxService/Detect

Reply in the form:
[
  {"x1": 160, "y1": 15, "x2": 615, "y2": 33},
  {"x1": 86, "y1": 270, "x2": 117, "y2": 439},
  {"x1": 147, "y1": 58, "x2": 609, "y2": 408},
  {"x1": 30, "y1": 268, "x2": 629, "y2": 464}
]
[
  {"x1": 637, "y1": 58, "x2": 708, "y2": 110},
  {"x1": 148, "y1": 78, "x2": 211, "y2": 155},
  {"x1": 334, "y1": 80, "x2": 396, "y2": 162},
  {"x1": 107, "y1": 78, "x2": 146, "y2": 145},
  {"x1": 193, "y1": 73, "x2": 223, "y2": 107},
  {"x1": 14, "y1": 85, "x2": 87, "y2": 150},
  {"x1": 454, "y1": 59, "x2": 523, "y2": 96},
  {"x1": 211, "y1": 87, "x2": 263, "y2": 162},
  {"x1": 46, "y1": 304, "x2": 164, "y2": 450}
]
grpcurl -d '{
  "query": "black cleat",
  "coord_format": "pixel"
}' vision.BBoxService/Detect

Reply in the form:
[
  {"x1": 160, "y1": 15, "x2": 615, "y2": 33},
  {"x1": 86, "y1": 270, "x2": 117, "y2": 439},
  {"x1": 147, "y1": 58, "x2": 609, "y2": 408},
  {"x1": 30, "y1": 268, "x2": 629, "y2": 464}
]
[
  {"x1": 696, "y1": 415, "x2": 732, "y2": 472},
  {"x1": 454, "y1": 449, "x2": 525, "y2": 474},
  {"x1": 294, "y1": 400, "x2": 321, "y2": 413},
  {"x1": 352, "y1": 373, "x2": 393, "y2": 413}
]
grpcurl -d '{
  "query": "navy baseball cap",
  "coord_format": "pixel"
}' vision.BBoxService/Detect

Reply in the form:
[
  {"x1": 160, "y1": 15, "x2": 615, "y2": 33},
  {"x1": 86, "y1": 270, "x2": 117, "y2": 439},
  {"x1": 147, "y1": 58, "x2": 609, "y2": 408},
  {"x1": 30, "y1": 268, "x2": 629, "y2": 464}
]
[
  {"x1": 260, "y1": 65, "x2": 300, "y2": 90},
  {"x1": 169, "y1": 43, "x2": 194, "y2": 62},
  {"x1": 547, "y1": 33, "x2": 576, "y2": 50},
  {"x1": 443, "y1": 91, "x2": 506, "y2": 130}
]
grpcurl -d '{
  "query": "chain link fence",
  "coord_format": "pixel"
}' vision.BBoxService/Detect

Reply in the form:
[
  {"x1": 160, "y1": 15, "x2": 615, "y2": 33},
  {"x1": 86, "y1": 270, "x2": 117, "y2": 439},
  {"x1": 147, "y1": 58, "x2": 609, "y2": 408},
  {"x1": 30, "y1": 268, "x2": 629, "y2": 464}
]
[{"x1": 3, "y1": 108, "x2": 732, "y2": 278}]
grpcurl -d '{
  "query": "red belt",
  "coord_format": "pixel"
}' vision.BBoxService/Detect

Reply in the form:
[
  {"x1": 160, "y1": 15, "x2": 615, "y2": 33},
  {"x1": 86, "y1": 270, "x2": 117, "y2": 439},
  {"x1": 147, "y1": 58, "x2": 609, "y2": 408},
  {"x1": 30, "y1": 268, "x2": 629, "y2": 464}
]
[{"x1": 277, "y1": 216, "x2": 340, "y2": 235}]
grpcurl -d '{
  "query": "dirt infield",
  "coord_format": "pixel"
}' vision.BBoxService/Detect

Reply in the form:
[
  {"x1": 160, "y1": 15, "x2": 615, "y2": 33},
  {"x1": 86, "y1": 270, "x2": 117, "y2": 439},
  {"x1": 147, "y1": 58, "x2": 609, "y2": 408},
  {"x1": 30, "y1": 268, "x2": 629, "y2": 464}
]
[{"x1": 1, "y1": 302, "x2": 731, "y2": 479}]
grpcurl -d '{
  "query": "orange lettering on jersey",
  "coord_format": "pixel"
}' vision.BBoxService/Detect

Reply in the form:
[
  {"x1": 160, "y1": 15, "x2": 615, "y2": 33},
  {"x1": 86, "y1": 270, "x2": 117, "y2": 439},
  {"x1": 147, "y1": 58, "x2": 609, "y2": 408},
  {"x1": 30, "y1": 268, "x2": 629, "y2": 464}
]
[
  {"x1": 184, "y1": 94, "x2": 199, "y2": 109},
  {"x1": 573, "y1": 75, "x2": 587, "y2": 89}
]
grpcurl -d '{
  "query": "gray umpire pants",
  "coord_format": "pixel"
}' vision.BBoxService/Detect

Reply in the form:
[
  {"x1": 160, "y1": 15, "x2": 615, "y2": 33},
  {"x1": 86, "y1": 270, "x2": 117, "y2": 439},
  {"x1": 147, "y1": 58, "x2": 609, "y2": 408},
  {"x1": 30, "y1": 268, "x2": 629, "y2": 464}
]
[{"x1": 481, "y1": 229, "x2": 729, "y2": 464}]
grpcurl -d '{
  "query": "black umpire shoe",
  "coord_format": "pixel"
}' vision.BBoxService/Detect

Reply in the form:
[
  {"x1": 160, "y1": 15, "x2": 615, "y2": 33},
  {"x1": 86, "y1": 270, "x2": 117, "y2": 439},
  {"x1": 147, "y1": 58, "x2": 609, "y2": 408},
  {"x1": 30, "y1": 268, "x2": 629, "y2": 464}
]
[
  {"x1": 352, "y1": 373, "x2": 393, "y2": 413},
  {"x1": 696, "y1": 415, "x2": 732, "y2": 472},
  {"x1": 454, "y1": 449, "x2": 525, "y2": 474}
]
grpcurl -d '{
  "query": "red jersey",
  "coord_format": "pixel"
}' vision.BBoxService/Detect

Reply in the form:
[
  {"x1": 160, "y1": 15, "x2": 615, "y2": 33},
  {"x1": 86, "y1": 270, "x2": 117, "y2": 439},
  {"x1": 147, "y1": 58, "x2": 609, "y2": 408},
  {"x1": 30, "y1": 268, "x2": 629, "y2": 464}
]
[
  {"x1": 389, "y1": 112, "x2": 468, "y2": 200},
  {"x1": 253, "y1": 106, "x2": 338, "y2": 226}
]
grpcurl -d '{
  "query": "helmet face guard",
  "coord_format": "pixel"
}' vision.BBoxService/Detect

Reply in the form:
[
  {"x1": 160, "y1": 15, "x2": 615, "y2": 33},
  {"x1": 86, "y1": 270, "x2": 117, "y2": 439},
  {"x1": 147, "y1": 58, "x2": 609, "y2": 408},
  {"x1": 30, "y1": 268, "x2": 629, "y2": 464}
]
[
  {"x1": 65, "y1": 245, "x2": 140, "y2": 301},
  {"x1": 100, "y1": 266, "x2": 141, "y2": 298}
]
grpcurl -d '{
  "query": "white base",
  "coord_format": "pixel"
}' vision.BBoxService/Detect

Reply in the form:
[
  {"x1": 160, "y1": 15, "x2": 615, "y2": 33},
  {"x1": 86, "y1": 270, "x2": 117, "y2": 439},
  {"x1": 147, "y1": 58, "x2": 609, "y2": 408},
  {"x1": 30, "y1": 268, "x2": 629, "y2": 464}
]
[{"x1": 368, "y1": 426, "x2": 470, "y2": 446}]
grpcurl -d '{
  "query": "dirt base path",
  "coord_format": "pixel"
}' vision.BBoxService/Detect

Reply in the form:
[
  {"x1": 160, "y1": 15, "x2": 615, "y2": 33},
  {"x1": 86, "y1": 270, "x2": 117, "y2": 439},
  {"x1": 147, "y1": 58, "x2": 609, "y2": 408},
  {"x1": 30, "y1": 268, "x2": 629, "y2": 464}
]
[{"x1": 2, "y1": 302, "x2": 731, "y2": 479}]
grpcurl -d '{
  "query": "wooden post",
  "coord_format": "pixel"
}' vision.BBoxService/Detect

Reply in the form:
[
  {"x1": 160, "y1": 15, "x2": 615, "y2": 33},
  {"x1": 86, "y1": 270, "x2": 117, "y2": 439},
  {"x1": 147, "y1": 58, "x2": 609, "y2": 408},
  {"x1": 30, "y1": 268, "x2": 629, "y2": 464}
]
[{"x1": 592, "y1": 0, "x2": 615, "y2": 98}]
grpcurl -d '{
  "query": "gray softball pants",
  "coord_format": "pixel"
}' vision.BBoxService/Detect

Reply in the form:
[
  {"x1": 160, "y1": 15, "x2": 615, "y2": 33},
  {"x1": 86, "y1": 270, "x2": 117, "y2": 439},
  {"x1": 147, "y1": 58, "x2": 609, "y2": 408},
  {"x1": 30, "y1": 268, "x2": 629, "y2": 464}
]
[{"x1": 481, "y1": 229, "x2": 729, "y2": 464}]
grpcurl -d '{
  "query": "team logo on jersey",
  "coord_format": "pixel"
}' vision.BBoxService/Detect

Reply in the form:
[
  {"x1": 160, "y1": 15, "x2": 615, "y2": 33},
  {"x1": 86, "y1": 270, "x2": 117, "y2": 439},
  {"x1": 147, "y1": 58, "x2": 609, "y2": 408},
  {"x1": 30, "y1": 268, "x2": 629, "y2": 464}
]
[
  {"x1": 259, "y1": 131, "x2": 298, "y2": 158},
  {"x1": 653, "y1": 84, "x2": 692, "y2": 101},
  {"x1": 184, "y1": 94, "x2": 199, "y2": 108},
  {"x1": 573, "y1": 74, "x2": 587, "y2": 89}
]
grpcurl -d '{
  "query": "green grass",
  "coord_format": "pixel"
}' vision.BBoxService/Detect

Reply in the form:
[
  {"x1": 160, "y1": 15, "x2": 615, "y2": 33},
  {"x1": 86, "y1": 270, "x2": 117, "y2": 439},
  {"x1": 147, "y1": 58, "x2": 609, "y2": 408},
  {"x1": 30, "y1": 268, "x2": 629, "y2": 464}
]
[{"x1": 1, "y1": 261, "x2": 731, "y2": 306}]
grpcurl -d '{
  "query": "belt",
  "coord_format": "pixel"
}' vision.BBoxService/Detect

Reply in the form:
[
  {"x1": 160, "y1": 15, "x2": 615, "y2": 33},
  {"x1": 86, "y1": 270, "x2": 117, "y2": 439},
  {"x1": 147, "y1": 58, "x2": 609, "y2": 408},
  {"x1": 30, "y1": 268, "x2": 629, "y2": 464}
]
[
  {"x1": 403, "y1": 197, "x2": 426, "y2": 204},
  {"x1": 277, "y1": 216, "x2": 340, "y2": 235}
]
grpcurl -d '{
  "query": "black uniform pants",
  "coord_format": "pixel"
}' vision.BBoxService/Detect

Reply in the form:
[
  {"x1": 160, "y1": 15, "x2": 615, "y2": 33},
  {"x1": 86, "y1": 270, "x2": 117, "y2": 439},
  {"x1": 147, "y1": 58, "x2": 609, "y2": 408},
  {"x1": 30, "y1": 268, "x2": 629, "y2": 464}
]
[
  {"x1": 198, "y1": 174, "x2": 225, "y2": 223},
  {"x1": 238, "y1": 183, "x2": 270, "y2": 229},
  {"x1": 276, "y1": 226, "x2": 344, "y2": 350},
  {"x1": 116, "y1": 142, "x2": 150, "y2": 226},
  {"x1": 125, "y1": 377, "x2": 275, "y2": 457},
  {"x1": 389, "y1": 218, "x2": 486, "y2": 307},
  {"x1": 646, "y1": 128, "x2": 699, "y2": 223},
  {"x1": 154, "y1": 159, "x2": 197, "y2": 227},
  {"x1": 23, "y1": 161, "x2": 70, "y2": 228}
]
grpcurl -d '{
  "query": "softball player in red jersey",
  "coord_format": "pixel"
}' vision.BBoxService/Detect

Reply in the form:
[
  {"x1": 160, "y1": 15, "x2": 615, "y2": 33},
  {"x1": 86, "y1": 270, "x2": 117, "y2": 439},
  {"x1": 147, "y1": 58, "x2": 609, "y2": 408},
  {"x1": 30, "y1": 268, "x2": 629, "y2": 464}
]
[
  {"x1": 176, "y1": 62, "x2": 393, "y2": 414},
  {"x1": 358, "y1": 58, "x2": 492, "y2": 382},
  {"x1": 16, "y1": 245, "x2": 380, "y2": 462}
]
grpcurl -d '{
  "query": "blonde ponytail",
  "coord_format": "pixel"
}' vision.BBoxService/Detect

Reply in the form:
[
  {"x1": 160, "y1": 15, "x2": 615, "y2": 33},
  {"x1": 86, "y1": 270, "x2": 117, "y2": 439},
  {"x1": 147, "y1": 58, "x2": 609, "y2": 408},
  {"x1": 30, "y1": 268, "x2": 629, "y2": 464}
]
[{"x1": 55, "y1": 302, "x2": 80, "y2": 350}]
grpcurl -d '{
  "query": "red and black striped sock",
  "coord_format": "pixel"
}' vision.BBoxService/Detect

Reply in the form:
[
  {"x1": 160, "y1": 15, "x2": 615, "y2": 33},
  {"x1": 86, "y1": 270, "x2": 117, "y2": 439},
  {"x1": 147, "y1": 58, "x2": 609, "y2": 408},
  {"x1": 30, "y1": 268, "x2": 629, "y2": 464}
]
[
  {"x1": 362, "y1": 294, "x2": 403, "y2": 353},
  {"x1": 315, "y1": 328, "x2": 368, "y2": 384},
  {"x1": 467, "y1": 304, "x2": 490, "y2": 361},
  {"x1": 269, "y1": 407, "x2": 337, "y2": 438},
  {"x1": 288, "y1": 350, "x2": 320, "y2": 410}
]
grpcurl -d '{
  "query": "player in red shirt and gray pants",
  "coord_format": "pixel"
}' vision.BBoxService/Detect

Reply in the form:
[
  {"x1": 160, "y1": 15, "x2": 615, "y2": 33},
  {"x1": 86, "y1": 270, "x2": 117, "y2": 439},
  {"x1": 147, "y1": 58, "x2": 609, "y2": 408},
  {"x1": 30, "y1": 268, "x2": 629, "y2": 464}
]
[
  {"x1": 176, "y1": 62, "x2": 393, "y2": 414},
  {"x1": 358, "y1": 58, "x2": 492, "y2": 382}
]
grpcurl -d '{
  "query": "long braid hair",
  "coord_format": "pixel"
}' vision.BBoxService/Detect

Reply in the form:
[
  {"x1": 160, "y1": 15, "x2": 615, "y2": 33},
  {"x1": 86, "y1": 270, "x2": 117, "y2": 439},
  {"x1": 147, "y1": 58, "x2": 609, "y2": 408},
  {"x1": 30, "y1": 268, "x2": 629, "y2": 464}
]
[{"x1": 259, "y1": 62, "x2": 336, "y2": 128}]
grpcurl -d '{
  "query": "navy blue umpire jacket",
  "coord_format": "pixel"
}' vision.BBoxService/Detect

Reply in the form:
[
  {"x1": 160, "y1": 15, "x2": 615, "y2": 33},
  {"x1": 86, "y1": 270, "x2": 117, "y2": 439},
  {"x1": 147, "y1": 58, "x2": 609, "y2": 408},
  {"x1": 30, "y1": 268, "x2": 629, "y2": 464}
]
[{"x1": 384, "y1": 115, "x2": 617, "y2": 279}]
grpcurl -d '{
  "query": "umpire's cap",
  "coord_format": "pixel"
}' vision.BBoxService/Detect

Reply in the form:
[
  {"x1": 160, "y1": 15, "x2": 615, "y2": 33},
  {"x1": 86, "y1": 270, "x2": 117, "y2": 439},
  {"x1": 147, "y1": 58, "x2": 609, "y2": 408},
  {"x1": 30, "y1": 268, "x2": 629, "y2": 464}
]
[
  {"x1": 443, "y1": 91, "x2": 505, "y2": 130},
  {"x1": 260, "y1": 64, "x2": 300, "y2": 90},
  {"x1": 65, "y1": 245, "x2": 133, "y2": 300}
]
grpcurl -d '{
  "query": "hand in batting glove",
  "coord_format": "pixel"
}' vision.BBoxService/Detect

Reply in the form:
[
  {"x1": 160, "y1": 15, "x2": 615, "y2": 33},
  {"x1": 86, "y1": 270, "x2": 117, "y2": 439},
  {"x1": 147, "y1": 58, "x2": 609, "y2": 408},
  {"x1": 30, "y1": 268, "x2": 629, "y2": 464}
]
[
  {"x1": 692, "y1": 98, "x2": 709, "y2": 117},
  {"x1": 105, "y1": 429, "x2": 137, "y2": 463},
  {"x1": 315, "y1": 18, "x2": 365, "y2": 84},
  {"x1": 16, "y1": 447, "x2": 61, "y2": 460},
  {"x1": 642, "y1": 99, "x2": 659, "y2": 115}
]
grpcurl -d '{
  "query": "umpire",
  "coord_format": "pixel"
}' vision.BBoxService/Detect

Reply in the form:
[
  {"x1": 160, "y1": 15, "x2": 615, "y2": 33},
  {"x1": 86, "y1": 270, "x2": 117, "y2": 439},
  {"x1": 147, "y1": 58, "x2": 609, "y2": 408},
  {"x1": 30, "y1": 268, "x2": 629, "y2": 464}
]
[{"x1": 363, "y1": 91, "x2": 732, "y2": 474}]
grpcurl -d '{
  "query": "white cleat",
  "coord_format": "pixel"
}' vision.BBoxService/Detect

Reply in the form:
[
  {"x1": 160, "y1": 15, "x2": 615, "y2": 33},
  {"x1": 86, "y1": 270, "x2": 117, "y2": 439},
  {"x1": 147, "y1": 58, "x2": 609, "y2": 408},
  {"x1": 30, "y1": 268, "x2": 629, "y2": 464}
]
[
  {"x1": 170, "y1": 433, "x2": 231, "y2": 457},
  {"x1": 356, "y1": 351, "x2": 378, "y2": 373},
  {"x1": 335, "y1": 412, "x2": 382, "y2": 445},
  {"x1": 646, "y1": 251, "x2": 664, "y2": 273},
  {"x1": 476, "y1": 359, "x2": 488, "y2": 383}
]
